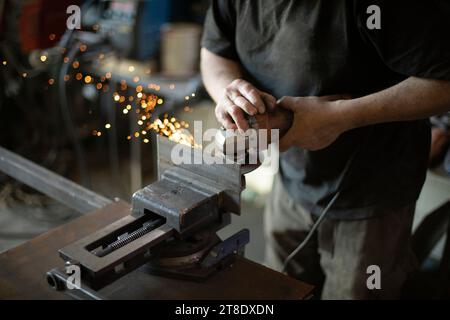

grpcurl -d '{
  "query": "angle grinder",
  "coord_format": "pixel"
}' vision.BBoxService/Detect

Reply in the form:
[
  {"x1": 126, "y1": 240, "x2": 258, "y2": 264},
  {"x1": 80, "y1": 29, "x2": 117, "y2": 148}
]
[{"x1": 214, "y1": 107, "x2": 293, "y2": 160}]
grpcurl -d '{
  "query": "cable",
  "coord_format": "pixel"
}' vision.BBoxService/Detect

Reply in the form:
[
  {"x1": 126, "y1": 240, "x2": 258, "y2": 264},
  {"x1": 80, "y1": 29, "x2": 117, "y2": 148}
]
[
  {"x1": 282, "y1": 190, "x2": 341, "y2": 273},
  {"x1": 281, "y1": 141, "x2": 363, "y2": 273}
]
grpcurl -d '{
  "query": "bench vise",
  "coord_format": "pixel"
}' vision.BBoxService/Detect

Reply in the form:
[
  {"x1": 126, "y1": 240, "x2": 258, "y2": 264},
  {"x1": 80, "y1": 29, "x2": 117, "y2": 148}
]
[{"x1": 46, "y1": 136, "x2": 256, "y2": 292}]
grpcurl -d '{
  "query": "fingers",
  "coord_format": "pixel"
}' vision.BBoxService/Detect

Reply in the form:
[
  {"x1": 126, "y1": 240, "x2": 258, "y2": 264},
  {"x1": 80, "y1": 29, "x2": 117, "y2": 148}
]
[
  {"x1": 216, "y1": 79, "x2": 280, "y2": 132},
  {"x1": 226, "y1": 104, "x2": 249, "y2": 132},
  {"x1": 219, "y1": 96, "x2": 248, "y2": 132},
  {"x1": 229, "y1": 95, "x2": 258, "y2": 116},
  {"x1": 233, "y1": 80, "x2": 266, "y2": 113},
  {"x1": 260, "y1": 92, "x2": 277, "y2": 112},
  {"x1": 215, "y1": 102, "x2": 237, "y2": 130},
  {"x1": 216, "y1": 111, "x2": 237, "y2": 130}
]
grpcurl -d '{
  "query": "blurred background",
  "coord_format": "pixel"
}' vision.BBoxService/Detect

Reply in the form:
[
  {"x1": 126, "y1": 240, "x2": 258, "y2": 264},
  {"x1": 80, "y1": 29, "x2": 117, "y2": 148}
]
[
  {"x1": 0, "y1": 0, "x2": 270, "y2": 264},
  {"x1": 0, "y1": 1, "x2": 449, "y2": 296}
]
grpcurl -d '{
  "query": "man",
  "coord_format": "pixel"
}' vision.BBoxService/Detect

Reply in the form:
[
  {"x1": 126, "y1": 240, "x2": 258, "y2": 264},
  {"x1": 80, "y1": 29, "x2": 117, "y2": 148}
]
[{"x1": 200, "y1": 0, "x2": 450, "y2": 299}]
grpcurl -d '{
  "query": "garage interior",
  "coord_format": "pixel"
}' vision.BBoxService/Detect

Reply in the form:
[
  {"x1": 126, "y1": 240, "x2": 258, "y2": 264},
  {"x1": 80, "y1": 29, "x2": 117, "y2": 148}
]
[{"x1": 0, "y1": 0, "x2": 449, "y2": 301}]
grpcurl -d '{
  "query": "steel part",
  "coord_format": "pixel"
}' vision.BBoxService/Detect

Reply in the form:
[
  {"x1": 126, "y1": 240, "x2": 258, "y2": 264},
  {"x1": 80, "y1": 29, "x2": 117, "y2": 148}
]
[
  {"x1": 142, "y1": 256, "x2": 233, "y2": 281},
  {"x1": 0, "y1": 146, "x2": 111, "y2": 214},
  {"x1": 152, "y1": 229, "x2": 219, "y2": 259},
  {"x1": 141, "y1": 232, "x2": 239, "y2": 281},
  {"x1": 59, "y1": 216, "x2": 174, "y2": 289},
  {"x1": 201, "y1": 229, "x2": 250, "y2": 268},
  {"x1": 147, "y1": 232, "x2": 220, "y2": 269},
  {"x1": 46, "y1": 268, "x2": 105, "y2": 300},
  {"x1": 142, "y1": 229, "x2": 249, "y2": 281},
  {"x1": 154, "y1": 135, "x2": 248, "y2": 215},
  {"x1": 132, "y1": 177, "x2": 220, "y2": 234},
  {"x1": 130, "y1": 96, "x2": 143, "y2": 192},
  {"x1": 94, "y1": 218, "x2": 165, "y2": 257}
]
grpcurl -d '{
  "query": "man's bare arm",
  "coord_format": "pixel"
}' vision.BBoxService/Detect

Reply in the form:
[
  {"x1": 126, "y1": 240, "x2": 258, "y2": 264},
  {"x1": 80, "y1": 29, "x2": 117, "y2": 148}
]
[
  {"x1": 201, "y1": 48, "x2": 276, "y2": 131},
  {"x1": 340, "y1": 77, "x2": 450, "y2": 129},
  {"x1": 200, "y1": 48, "x2": 243, "y2": 103},
  {"x1": 278, "y1": 77, "x2": 450, "y2": 151}
]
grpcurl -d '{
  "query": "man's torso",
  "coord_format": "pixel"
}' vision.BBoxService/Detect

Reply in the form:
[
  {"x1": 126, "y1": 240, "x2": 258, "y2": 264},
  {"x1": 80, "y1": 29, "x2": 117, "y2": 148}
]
[{"x1": 208, "y1": 0, "x2": 432, "y2": 218}]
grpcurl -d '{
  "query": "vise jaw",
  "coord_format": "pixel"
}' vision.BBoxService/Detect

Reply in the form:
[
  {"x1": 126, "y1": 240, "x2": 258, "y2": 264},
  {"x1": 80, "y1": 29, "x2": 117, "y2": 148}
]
[{"x1": 132, "y1": 136, "x2": 248, "y2": 236}]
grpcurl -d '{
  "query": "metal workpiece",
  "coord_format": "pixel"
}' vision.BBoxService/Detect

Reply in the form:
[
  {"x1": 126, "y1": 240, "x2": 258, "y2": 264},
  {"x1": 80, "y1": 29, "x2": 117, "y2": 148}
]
[
  {"x1": 0, "y1": 145, "x2": 112, "y2": 214},
  {"x1": 249, "y1": 107, "x2": 293, "y2": 137},
  {"x1": 214, "y1": 108, "x2": 294, "y2": 158},
  {"x1": 214, "y1": 129, "x2": 250, "y2": 158}
]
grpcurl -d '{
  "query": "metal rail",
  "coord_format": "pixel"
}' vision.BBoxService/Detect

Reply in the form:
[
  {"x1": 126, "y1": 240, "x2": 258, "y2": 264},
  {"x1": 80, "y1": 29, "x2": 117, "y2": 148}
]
[{"x1": 0, "y1": 146, "x2": 112, "y2": 214}]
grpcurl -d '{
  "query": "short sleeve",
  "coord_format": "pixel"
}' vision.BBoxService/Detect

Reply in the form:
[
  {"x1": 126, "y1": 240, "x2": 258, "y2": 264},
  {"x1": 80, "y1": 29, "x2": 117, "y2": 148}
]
[
  {"x1": 201, "y1": 0, "x2": 238, "y2": 60},
  {"x1": 355, "y1": 0, "x2": 450, "y2": 81}
]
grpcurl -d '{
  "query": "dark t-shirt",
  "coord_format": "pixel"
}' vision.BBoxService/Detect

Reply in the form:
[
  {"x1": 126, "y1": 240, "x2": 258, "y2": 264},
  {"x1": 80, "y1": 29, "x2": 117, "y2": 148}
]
[{"x1": 201, "y1": 0, "x2": 450, "y2": 219}]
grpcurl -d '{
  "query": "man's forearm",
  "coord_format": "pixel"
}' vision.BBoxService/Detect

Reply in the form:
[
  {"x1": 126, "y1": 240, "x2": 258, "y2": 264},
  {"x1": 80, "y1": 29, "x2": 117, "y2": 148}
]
[
  {"x1": 339, "y1": 77, "x2": 450, "y2": 131},
  {"x1": 200, "y1": 48, "x2": 243, "y2": 103}
]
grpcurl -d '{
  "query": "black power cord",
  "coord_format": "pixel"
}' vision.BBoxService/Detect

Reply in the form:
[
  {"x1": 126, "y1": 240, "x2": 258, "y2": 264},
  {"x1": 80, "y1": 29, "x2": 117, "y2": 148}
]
[
  {"x1": 282, "y1": 191, "x2": 341, "y2": 273},
  {"x1": 282, "y1": 141, "x2": 364, "y2": 273}
]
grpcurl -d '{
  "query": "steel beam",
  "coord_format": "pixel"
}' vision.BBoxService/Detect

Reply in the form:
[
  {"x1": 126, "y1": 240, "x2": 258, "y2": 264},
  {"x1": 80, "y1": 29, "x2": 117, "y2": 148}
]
[{"x1": 0, "y1": 146, "x2": 112, "y2": 214}]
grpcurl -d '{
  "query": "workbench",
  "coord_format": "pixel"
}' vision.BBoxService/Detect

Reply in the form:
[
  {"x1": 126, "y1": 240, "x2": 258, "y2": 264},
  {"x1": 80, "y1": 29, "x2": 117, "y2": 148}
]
[{"x1": 0, "y1": 201, "x2": 313, "y2": 300}]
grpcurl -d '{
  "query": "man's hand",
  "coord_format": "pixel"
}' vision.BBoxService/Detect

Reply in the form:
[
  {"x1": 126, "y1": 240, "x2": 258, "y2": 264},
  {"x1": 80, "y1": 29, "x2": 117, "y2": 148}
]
[
  {"x1": 200, "y1": 49, "x2": 276, "y2": 131},
  {"x1": 215, "y1": 79, "x2": 277, "y2": 132},
  {"x1": 278, "y1": 95, "x2": 351, "y2": 151}
]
